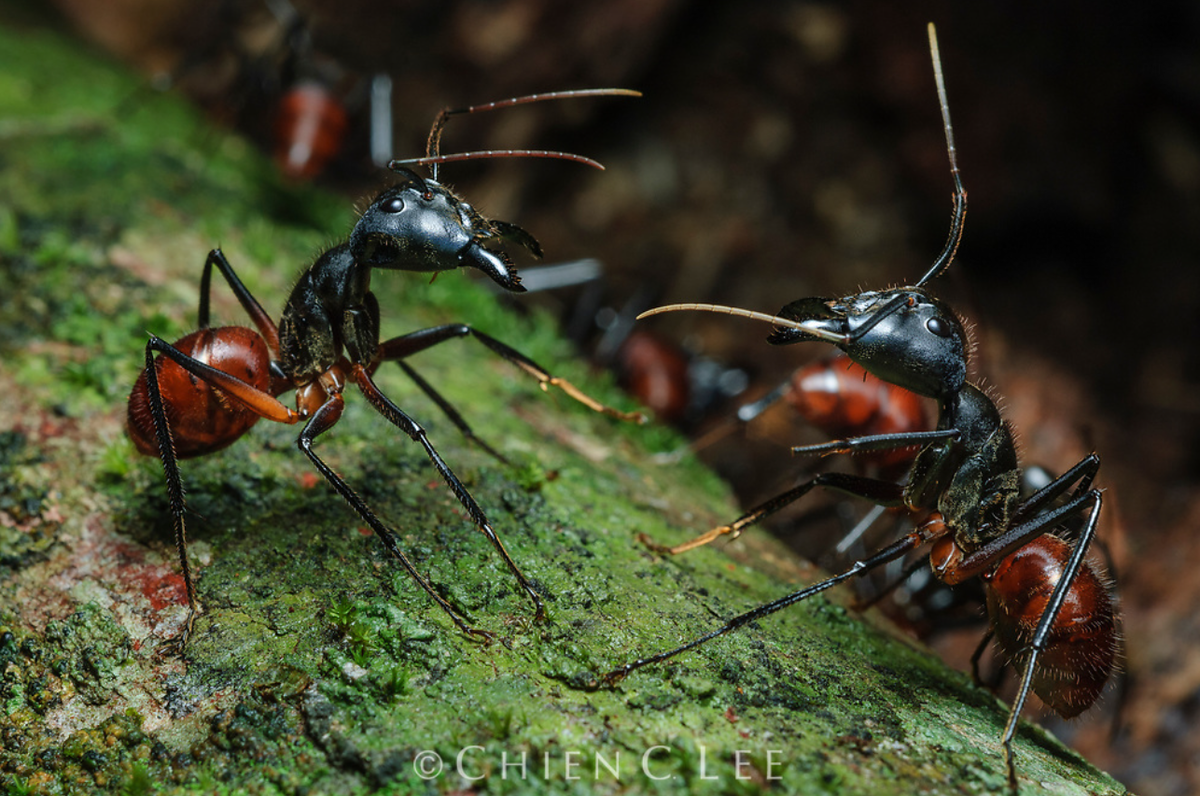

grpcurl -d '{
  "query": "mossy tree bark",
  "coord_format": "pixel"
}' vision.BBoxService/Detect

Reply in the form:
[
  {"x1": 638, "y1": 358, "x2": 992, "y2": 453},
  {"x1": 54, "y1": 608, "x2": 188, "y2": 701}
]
[{"x1": 0, "y1": 21, "x2": 1124, "y2": 796}]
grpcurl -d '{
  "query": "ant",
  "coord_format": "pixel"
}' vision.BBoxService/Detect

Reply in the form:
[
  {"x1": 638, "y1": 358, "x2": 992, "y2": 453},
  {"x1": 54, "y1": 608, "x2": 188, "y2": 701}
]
[
  {"x1": 597, "y1": 25, "x2": 1116, "y2": 789},
  {"x1": 128, "y1": 87, "x2": 644, "y2": 653}
]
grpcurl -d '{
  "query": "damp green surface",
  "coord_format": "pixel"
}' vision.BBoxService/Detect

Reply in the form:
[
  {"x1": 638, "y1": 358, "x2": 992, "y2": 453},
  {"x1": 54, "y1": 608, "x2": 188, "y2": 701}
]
[{"x1": 0, "y1": 19, "x2": 1124, "y2": 796}]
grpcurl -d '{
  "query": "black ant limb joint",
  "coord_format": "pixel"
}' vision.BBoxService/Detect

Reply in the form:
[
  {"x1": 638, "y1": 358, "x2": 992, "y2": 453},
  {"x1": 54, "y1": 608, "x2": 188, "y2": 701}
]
[
  {"x1": 128, "y1": 87, "x2": 643, "y2": 656},
  {"x1": 603, "y1": 24, "x2": 1116, "y2": 791}
]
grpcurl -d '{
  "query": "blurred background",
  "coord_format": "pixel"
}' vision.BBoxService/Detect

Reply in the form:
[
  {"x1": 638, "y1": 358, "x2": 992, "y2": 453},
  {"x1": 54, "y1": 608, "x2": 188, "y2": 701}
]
[{"x1": 6, "y1": 0, "x2": 1200, "y2": 792}]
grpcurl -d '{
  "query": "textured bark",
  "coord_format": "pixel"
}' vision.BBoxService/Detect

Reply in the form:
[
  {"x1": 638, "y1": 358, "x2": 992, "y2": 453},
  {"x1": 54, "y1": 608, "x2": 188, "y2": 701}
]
[{"x1": 0, "y1": 21, "x2": 1124, "y2": 796}]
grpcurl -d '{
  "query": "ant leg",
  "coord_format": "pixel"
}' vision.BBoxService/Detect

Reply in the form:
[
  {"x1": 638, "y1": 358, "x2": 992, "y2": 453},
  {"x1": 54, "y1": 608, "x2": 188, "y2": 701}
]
[
  {"x1": 1010, "y1": 454, "x2": 1099, "y2": 525},
  {"x1": 791, "y1": 429, "x2": 958, "y2": 458},
  {"x1": 835, "y1": 504, "x2": 891, "y2": 555},
  {"x1": 736, "y1": 380, "x2": 792, "y2": 424},
  {"x1": 296, "y1": 394, "x2": 495, "y2": 643},
  {"x1": 936, "y1": 485, "x2": 1104, "y2": 790},
  {"x1": 600, "y1": 512, "x2": 950, "y2": 685},
  {"x1": 852, "y1": 543, "x2": 923, "y2": 611},
  {"x1": 678, "y1": 378, "x2": 793, "y2": 459},
  {"x1": 350, "y1": 364, "x2": 547, "y2": 622},
  {"x1": 999, "y1": 491, "x2": 1103, "y2": 791},
  {"x1": 640, "y1": 471, "x2": 905, "y2": 555},
  {"x1": 197, "y1": 249, "x2": 281, "y2": 352},
  {"x1": 376, "y1": 324, "x2": 647, "y2": 423},
  {"x1": 142, "y1": 339, "x2": 197, "y2": 656},
  {"x1": 369, "y1": 351, "x2": 510, "y2": 466},
  {"x1": 397, "y1": 360, "x2": 511, "y2": 465},
  {"x1": 142, "y1": 335, "x2": 302, "y2": 655},
  {"x1": 969, "y1": 628, "x2": 998, "y2": 687},
  {"x1": 147, "y1": 336, "x2": 299, "y2": 422}
]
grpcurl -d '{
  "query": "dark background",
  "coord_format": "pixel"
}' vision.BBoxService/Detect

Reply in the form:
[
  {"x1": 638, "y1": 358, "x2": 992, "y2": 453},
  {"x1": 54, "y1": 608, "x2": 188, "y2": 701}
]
[{"x1": 16, "y1": 0, "x2": 1200, "y2": 792}]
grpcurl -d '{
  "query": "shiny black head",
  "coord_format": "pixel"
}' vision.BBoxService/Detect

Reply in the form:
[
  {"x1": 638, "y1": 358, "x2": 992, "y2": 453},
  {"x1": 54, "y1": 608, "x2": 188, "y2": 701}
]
[
  {"x1": 769, "y1": 288, "x2": 968, "y2": 398},
  {"x1": 348, "y1": 169, "x2": 529, "y2": 292}
]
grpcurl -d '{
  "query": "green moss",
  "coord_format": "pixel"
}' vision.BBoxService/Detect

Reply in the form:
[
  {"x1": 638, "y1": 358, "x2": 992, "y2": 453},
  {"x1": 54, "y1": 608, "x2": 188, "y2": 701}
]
[{"x1": 0, "y1": 16, "x2": 1125, "y2": 796}]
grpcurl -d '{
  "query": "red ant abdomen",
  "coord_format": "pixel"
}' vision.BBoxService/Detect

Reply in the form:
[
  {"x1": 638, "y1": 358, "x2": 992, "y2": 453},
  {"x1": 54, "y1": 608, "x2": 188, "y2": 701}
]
[
  {"x1": 787, "y1": 356, "x2": 928, "y2": 476},
  {"x1": 273, "y1": 82, "x2": 349, "y2": 180},
  {"x1": 615, "y1": 330, "x2": 691, "y2": 423},
  {"x1": 128, "y1": 327, "x2": 273, "y2": 459},
  {"x1": 985, "y1": 534, "x2": 1118, "y2": 718}
]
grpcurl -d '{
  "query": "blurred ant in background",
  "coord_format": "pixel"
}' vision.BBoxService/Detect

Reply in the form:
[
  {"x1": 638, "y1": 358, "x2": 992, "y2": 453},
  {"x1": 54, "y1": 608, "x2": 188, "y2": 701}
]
[
  {"x1": 128, "y1": 88, "x2": 643, "y2": 651},
  {"x1": 142, "y1": 0, "x2": 382, "y2": 182},
  {"x1": 597, "y1": 25, "x2": 1117, "y2": 790}
]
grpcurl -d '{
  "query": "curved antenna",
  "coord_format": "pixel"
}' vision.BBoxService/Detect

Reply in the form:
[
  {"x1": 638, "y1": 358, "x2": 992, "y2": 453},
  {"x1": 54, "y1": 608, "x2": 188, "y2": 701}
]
[
  {"x1": 421, "y1": 87, "x2": 642, "y2": 181},
  {"x1": 636, "y1": 303, "x2": 848, "y2": 344},
  {"x1": 389, "y1": 149, "x2": 606, "y2": 172},
  {"x1": 915, "y1": 22, "x2": 967, "y2": 288}
]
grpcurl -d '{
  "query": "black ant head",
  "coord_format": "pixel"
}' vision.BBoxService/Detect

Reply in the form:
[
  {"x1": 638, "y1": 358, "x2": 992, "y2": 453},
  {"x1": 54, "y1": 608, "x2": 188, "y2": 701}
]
[
  {"x1": 768, "y1": 287, "x2": 968, "y2": 398},
  {"x1": 636, "y1": 28, "x2": 969, "y2": 400},
  {"x1": 349, "y1": 169, "x2": 527, "y2": 292},
  {"x1": 357, "y1": 89, "x2": 640, "y2": 294}
]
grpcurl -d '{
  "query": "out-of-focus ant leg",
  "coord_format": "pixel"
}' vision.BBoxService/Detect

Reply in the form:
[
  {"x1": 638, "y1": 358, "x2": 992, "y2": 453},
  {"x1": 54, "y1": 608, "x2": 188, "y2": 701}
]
[
  {"x1": 373, "y1": 325, "x2": 646, "y2": 424},
  {"x1": 640, "y1": 428, "x2": 957, "y2": 555}
]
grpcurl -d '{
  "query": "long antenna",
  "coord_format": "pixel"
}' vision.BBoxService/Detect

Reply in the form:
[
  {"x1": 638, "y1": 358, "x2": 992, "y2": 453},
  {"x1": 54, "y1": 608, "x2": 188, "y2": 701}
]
[
  {"x1": 914, "y1": 22, "x2": 967, "y2": 287},
  {"x1": 636, "y1": 303, "x2": 849, "y2": 345},
  {"x1": 394, "y1": 88, "x2": 642, "y2": 181},
  {"x1": 390, "y1": 149, "x2": 606, "y2": 172}
]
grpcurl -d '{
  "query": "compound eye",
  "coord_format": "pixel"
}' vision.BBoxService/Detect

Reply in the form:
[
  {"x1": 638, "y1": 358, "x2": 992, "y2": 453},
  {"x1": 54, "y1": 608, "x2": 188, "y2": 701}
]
[
  {"x1": 384, "y1": 197, "x2": 405, "y2": 213},
  {"x1": 926, "y1": 315, "x2": 953, "y2": 338}
]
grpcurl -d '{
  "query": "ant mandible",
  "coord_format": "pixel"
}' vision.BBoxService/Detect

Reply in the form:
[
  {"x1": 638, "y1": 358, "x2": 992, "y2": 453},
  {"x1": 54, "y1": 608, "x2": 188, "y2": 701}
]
[
  {"x1": 599, "y1": 26, "x2": 1115, "y2": 789},
  {"x1": 128, "y1": 88, "x2": 644, "y2": 653}
]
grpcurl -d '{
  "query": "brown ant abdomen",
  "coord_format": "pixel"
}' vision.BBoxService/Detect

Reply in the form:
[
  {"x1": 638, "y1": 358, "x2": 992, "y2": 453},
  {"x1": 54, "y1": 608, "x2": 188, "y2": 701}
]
[
  {"x1": 787, "y1": 355, "x2": 928, "y2": 476},
  {"x1": 128, "y1": 327, "x2": 273, "y2": 459},
  {"x1": 985, "y1": 534, "x2": 1118, "y2": 718}
]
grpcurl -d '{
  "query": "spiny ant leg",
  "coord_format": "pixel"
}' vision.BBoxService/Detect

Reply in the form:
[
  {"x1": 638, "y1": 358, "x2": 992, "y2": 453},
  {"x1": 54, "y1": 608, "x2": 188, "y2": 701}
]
[
  {"x1": 377, "y1": 324, "x2": 646, "y2": 424},
  {"x1": 396, "y1": 360, "x2": 511, "y2": 465},
  {"x1": 142, "y1": 334, "x2": 303, "y2": 654},
  {"x1": 142, "y1": 338, "x2": 198, "y2": 656},
  {"x1": 197, "y1": 249, "x2": 281, "y2": 352},
  {"x1": 296, "y1": 394, "x2": 495, "y2": 642},
  {"x1": 351, "y1": 364, "x2": 546, "y2": 621},
  {"x1": 602, "y1": 514, "x2": 949, "y2": 686},
  {"x1": 936, "y1": 479, "x2": 1104, "y2": 788},
  {"x1": 640, "y1": 472, "x2": 906, "y2": 555}
]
